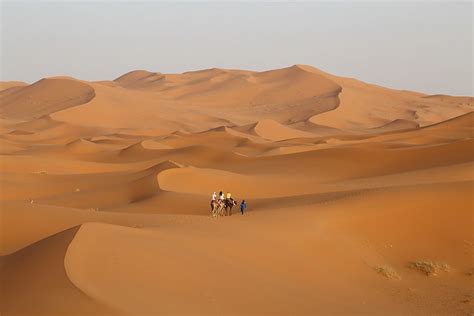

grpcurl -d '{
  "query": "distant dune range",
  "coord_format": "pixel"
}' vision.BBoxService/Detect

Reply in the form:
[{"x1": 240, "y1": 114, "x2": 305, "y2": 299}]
[{"x1": 0, "y1": 65, "x2": 473, "y2": 315}]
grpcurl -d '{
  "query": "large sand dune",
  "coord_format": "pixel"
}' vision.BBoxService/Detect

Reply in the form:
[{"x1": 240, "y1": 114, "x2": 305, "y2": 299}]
[
  {"x1": 0, "y1": 78, "x2": 96, "y2": 120},
  {"x1": 1, "y1": 65, "x2": 473, "y2": 315}
]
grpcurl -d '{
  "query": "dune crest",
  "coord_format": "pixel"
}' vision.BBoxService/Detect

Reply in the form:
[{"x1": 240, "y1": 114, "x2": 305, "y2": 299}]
[
  {"x1": 65, "y1": 139, "x2": 106, "y2": 154},
  {"x1": 114, "y1": 70, "x2": 165, "y2": 89},
  {"x1": 371, "y1": 119, "x2": 420, "y2": 132}
]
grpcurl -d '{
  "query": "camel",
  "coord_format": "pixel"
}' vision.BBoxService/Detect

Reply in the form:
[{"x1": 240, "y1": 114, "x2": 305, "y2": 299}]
[
  {"x1": 224, "y1": 198, "x2": 237, "y2": 216},
  {"x1": 210, "y1": 198, "x2": 236, "y2": 217},
  {"x1": 211, "y1": 200, "x2": 225, "y2": 217}
]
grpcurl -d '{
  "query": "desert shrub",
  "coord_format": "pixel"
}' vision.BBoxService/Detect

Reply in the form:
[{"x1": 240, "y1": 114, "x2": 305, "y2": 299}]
[
  {"x1": 374, "y1": 265, "x2": 401, "y2": 279},
  {"x1": 409, "y1": 260, "x2": 450, "y2": 276}
]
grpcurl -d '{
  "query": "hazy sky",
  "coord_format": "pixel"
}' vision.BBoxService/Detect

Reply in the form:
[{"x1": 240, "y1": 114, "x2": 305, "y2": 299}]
[{"x1": 1, "y1": 1, "x2": 472, "y2": 95}]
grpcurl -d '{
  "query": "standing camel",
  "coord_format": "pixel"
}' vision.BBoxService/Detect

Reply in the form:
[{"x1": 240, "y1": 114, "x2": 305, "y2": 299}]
[
  {"x1": 211, "y1": 199, "x2": 235, "y2": 217},
  {"x1": 224, "y1": 198, "x2": 237, "y2": 216},
  {"x1": 211, "y1": 200, "x2": 225, "y2": 217}
]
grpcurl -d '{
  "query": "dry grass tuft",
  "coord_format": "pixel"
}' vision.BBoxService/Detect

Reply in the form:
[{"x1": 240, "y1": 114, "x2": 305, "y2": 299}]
[
  {"x1": 374, "y1": 265, "x2": 401, "y2": 279},
  {"x1": 409, "y1": 260, "x2": 450, "y2": 276}
]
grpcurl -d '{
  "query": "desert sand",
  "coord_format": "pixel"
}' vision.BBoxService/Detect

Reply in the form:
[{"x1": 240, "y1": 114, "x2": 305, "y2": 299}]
[{"x1": 0, "y1": 65, "x2": 473, "y2": 315}]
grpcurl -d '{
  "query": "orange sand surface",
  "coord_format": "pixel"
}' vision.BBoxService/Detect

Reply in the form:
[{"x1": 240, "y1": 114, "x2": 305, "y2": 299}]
[{"x1": 1, "y1": 65, "x2": 473, "y2": 315}]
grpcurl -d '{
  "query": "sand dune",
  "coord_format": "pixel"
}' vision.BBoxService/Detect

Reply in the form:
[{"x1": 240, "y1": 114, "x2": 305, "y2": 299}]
[
  {"x1": 0, "y1": 78, "x2": 95, "y2": 120},
  {"x1": 2, "y1": 64, "x2": 465, "y2": 135},
  {"x1": 65, "y1": 138, "x2": 108, "y2": 154},
  {"x1": 75, "y1": 65, "x2": 342, "y2": 129},
  {"x1": 60, "y1": 181, "x2": 472, "y2": 315},
  {"x1": 309, "y1": 69, "x2": 472, "y2": 131},
  {"x1": 422, "y1": 94, "x2": 474, "y2": 105},
  {"x1": 370, "y1": 119, "x2": 420, "y2": 133},
  {"x1": 115, "y1": 65, "x2": 341, "y2": 109},
  {"x1": 251, "y1": 119, "x2": 317, "y2": 141},
  {"x1": 0, "y1": 81, "x2": 28, "y2": 92},
  {"x1": 1, "y1": 227, "x2": 121, "y2": 315},
  {"x1": 1, "y1": 65, "x2": 472, "y2": 315},
  {"x1": 114, "y1": 70, "x2": 165, "y2": 89}
]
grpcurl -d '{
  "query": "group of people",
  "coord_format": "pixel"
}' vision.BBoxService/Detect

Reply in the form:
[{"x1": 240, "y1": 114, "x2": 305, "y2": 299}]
[{"x1": 210, "y1": 191, "x2": 247, "y2": 216}]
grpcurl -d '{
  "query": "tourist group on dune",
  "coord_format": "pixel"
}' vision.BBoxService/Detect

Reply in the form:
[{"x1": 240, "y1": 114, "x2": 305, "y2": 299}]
[{"x1": 210, "y1": 191, "x2": 246, "y2": 217}]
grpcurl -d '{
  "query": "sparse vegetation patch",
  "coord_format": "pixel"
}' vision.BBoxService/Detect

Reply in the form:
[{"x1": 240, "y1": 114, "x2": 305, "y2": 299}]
[
  {"x1": 409, "y1": 260, "x2": 450, "y2": 276},
  {"x1": 374, "y1": 265, "x2": 401, "y2": 279}
]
